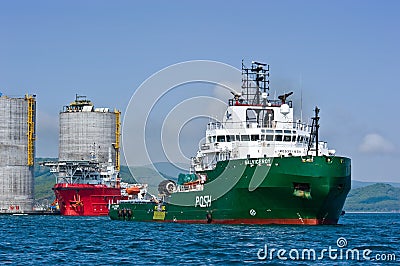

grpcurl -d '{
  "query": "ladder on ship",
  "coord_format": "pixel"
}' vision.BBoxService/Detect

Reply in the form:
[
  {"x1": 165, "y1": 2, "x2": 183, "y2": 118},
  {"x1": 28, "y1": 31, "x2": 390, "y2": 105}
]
[{"x1": 307, "y1": 106, "x2": 320, "y2": 156}]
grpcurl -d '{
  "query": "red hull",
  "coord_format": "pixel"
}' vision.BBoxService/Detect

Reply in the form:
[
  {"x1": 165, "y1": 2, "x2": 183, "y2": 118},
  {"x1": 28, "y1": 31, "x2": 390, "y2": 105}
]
[{"x1": 53, "y1": 183, "x2": 121, "y2": 216}]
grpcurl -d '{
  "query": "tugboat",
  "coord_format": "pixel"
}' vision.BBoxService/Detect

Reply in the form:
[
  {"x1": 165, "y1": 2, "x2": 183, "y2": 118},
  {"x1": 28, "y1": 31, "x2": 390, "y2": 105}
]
[{"x1": 109, "y1": 60, "x2": 351, "y2": 225}]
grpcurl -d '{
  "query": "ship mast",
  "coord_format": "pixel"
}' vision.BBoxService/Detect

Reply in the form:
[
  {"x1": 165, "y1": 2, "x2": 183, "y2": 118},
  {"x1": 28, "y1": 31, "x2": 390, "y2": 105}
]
[
  {"x1": 241, "y1": 60, "x2": 270, "y2": 106},
  {"x1": 307, "y1": 106, "x2": 320, "y2": 156}
]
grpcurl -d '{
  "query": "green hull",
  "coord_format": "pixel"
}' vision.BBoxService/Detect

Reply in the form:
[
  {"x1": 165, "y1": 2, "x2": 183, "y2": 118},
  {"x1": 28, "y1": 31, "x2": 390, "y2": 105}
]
[{"x1": 109, "y1": 156, "x2": 351, "y2": 225}]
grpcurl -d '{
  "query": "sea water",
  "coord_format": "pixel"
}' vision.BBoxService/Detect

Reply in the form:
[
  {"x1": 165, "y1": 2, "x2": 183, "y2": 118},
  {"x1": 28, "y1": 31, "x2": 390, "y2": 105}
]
[{"x1": 0, "y1": 213, "x2": 398, "y2": 265}]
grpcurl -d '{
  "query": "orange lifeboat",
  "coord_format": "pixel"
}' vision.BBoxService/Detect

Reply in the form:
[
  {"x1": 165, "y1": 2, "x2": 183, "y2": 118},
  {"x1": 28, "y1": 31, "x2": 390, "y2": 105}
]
[
  {"x1": 183, "y1": 179, "x2": 201, "y2": 186},
  {"x1": 126, "y1": 186, "x2": 141, "y2": 195}
]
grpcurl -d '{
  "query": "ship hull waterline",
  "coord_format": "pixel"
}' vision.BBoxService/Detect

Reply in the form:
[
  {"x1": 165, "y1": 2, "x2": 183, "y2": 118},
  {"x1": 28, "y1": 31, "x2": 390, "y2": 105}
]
[{"x1": 109, "y1": 156, "x2": 351, "y2": 225}]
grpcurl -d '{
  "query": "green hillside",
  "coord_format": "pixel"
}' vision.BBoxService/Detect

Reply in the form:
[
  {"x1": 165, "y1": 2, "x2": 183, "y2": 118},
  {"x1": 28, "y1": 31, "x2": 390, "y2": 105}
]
[
  {"x1": 34, "y1": 158, "x2": 58, "y2": 203},
  {"x1": 344, "y1": 183, "x2": 400, "y2": 212}
]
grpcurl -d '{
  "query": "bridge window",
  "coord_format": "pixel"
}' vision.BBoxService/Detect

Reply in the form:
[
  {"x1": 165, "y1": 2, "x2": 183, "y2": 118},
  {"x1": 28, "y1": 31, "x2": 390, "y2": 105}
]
[
  {"x1": 217, "y1": 136, "x2": 226, "y2": 142},
  {"x1": 236, "y1": 135, "x2": 240, "y2": 141},
  {"x1": 262, "y1": 109, "x2": 274, "y2": 128},
  {"x1": 246, "y1": 108, "x2": 275, "y2": 128},
  {"x1": 266, "y1": 135, "x2": 273, "y2": 141},
  {"x1": 251, "y1": 134, "x2": 259, "y2": 141},
  {"x1": 261, "y1": 135, "x2": 265, "y2": 141},
  {"x1": 246, "y1": 109, "x2": 257, "y2": 123},
  {"x1": 241, "y1": 135, "x2": 250, "y2": 141},
  {"x1": 275, "y1": 135, "x2": 283, "y2": 141},
  {"x1": 283, "y1": 135, "x2": 291, "y2": 142}
]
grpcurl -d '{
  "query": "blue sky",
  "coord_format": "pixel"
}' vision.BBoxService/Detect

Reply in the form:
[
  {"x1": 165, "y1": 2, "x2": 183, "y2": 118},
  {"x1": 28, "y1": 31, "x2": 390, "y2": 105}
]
[{"x1": 1, "y1": 1, "x2": 399, "y2": 182}]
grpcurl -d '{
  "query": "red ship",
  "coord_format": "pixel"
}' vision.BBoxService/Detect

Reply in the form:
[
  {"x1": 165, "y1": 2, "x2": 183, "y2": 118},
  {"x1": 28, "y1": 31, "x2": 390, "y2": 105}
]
[
  {"x1": 41, "y1": 95, "x2": 127, "y2": 216},
  {"x1": 53, "y1": 183, "x2": 121, "y2": 216},
  {"x1": 44, "y1": 159, "x2": 127, "y2": 216}
]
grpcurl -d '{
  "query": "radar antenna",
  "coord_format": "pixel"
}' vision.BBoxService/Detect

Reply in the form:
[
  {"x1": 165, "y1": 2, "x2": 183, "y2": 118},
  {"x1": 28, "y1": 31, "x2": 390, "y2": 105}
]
[{"x1": 278, "y1": 92, "x2": 293, "y2": 104}]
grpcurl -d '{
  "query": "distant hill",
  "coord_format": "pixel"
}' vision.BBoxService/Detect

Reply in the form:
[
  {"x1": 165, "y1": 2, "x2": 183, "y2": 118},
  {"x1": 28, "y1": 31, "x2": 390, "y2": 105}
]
[
  {"x1": 125, "y1": 165, "x2": 176, "y2": 194},
  {"x1": 119, "y1": 165, "x2": 136, "y2": 183},
  {"x1": 149, "y1": 162, "x2": 189, "y2": 178},
  {"x1": 352, "y1": 180, "x2": 400, "y2": 189},
  {"x1": 344, "y1": 183, "x2": 400, "y2": 212},
  {"x1": 34, "y1": 158, "x2": 58, "y2": 203}
]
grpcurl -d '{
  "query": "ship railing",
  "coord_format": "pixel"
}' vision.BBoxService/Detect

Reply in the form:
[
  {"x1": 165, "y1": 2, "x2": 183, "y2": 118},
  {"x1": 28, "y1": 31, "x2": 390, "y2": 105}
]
[
  {"x1": 207, "y1": 122, "x2": 224, "y2": 130},
  {"x1": 207, "y1": 121, "x2": 245, "y2": 130},
  {"x1": 207, "y1": 121, "x2": 248, "y2": 130},
  {"x1": 224, "y1": 122, "x2": 246, "y2": 129},
  {"x1": 118, "y1": 199, "x2": 153, "y2": 204},
  {"x1": 176, "y1": 184, "x2": 204, "y2": 192},
  {"x1": 243, "y1": 121, "x2": 312, "y2": 132},
  {"x1": 228, "y1": 98, "x2": 293, "y2": 107},
  {"x1": 222, "y1": 121, "x2": 312, "y2": 132},
  {"x1": 207, "y1": 121, "x2": 312, "y2": 132},
  {"x1": 274, "y1": 121, "x2": 312, "y2": 132}
]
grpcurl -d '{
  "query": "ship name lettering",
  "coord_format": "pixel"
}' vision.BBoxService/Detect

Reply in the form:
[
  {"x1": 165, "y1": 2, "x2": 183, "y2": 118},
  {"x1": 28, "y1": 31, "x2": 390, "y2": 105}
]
[
  {"x1": 195, "y1": 195, "x2": 212, "y2": 208},
  {"x1": 245, "y1": 158, "x2": 272, "y2": 166}
]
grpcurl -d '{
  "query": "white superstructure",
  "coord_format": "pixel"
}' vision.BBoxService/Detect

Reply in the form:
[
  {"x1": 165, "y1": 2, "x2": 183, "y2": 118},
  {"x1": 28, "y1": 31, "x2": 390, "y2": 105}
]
[{"x1": 192, "y1": 61, "x2": 335, "y2": 172}]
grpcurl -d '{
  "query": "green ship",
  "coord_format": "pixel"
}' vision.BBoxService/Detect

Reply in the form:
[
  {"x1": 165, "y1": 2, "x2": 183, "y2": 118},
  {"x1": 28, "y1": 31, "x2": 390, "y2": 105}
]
[{"x1": 109, "y1": 61, "x2": 351, "y2": 225}]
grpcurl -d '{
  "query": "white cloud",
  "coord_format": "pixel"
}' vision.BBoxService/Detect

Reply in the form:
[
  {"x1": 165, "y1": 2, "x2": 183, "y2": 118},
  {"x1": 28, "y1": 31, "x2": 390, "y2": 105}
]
[{"x1": 359, "y1": 133, "x2": 395, "y2": 154}]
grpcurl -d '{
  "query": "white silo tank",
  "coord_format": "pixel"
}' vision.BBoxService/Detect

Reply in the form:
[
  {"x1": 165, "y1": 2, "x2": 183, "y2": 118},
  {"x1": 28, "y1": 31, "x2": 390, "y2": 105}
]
[
  {"x1": 58, "y1": 95, "x2": 120, "y2": 169},
  {"x1": 0, "y1": 94, "x2": 35, "y2": 213}
]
